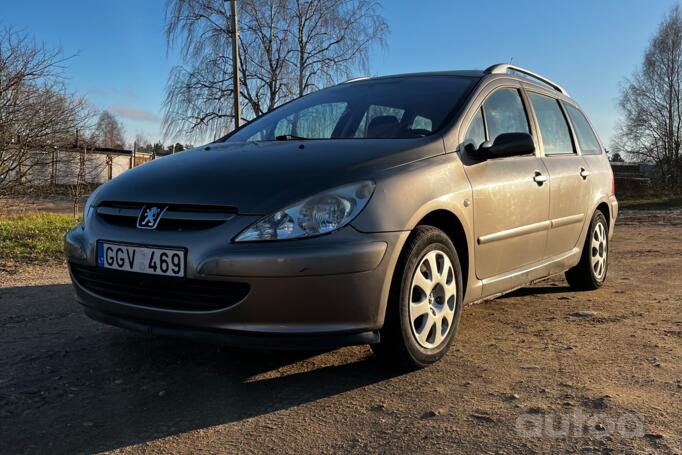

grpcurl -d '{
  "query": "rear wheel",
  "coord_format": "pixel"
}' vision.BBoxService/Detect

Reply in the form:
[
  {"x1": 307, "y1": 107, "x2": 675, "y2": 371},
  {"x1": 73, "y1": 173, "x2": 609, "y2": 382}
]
[
  {"x1": 371, "y1": 226, "x2": 463, "y2": 369},
  {"x1": 565, "y1": 211, "x2": 609, "y2": 290}
]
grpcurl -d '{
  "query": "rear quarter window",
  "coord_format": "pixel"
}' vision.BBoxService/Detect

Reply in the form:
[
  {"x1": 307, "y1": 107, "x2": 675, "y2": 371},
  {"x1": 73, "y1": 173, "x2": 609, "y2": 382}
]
[{"x1": 565, "y1": 104, "x2": 602, "y2": 155}]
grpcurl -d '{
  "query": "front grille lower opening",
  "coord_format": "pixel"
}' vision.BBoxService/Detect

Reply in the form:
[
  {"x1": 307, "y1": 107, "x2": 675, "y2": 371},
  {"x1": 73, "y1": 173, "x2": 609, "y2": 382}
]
[{"x1": 70, "y1": 263, "x2": 249, "y2": 312}]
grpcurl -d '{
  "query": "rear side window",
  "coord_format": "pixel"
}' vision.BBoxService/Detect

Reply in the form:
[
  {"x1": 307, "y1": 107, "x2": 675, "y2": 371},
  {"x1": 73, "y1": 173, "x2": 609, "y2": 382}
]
[
  {"x1": 565, "y1": 104, "x2": 602, "y2": 155},
  {"x1": 528, "y1": 92, "x2": 574, "y2": 155},
  {"x1": 483, "y1": 88, "x2": 530, "y2": 141}
]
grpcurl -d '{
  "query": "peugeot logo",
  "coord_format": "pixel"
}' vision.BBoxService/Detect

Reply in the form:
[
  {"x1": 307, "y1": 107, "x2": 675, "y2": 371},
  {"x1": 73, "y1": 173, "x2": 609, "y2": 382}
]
[{"x1": 137, "y1": 205, "x2": 167, "y2": 229}]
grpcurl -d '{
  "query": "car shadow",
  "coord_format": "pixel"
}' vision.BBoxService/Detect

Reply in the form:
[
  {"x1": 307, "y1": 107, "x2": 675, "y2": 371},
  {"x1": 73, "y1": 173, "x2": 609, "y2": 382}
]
[
  {"x1": 497, "y1": 285, "x2": 574, "y2": 299},
  {"x1": 0, "y1": 284, "x2": 404, "y2": 454}
]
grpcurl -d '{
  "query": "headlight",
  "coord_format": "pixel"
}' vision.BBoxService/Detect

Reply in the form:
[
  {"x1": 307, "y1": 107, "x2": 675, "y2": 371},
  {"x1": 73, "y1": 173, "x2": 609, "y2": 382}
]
[{"x1": 235, "y1": 181, "x2": 375, "y2": 242}]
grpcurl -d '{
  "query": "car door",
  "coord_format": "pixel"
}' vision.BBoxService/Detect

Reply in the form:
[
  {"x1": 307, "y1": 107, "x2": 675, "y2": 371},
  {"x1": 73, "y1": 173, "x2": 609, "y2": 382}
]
[
  {"x1": 526, "y1": 91, "x2": 591, "y2": 258},
  {"x1": 460, "y1": 85, "x2": 550, "y2": 280},
  {"x1": 563, "y1": 101, "x2": 612, "y2": 216}
]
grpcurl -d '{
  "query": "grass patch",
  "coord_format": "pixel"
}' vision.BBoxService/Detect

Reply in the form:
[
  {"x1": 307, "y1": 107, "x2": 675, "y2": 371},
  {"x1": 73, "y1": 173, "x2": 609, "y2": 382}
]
[
  {"x1": 618, "y1": 195, "x2": 682, "y2": 210},
  {"x1": 0, "y1": 213, "x2": 79, "y2": 265}
]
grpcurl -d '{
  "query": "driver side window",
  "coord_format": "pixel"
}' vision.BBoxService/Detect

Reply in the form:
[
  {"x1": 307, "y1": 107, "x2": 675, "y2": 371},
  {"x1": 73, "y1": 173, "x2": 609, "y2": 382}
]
[{"x1": 483, "y1": 88, "x2": 529, "y2": 141}]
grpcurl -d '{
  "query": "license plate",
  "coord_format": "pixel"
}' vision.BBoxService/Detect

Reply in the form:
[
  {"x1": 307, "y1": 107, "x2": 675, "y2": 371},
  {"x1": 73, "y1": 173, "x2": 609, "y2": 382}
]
[{"x1": 97, "y1": 242, "x2": 185, "y2": 277}]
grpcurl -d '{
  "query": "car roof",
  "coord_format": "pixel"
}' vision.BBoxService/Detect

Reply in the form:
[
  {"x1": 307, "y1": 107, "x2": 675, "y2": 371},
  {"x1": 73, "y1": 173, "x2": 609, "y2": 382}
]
[
  {"x1": 344, "y1": 64, "x2": 574, "y2": 103},
  {"x1": 342, "y1": 70, "x2": 485, "y2": 83}
]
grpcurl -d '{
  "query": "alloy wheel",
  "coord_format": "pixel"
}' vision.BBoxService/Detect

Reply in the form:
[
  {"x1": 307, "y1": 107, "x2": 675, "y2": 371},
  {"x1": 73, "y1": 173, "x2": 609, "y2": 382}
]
[
  {"x1": 592, "y1": 221, "x2": 607, "y2": 280},
  {"x1": 408, "y1": 249, "x2": 457, "y2": 349}
]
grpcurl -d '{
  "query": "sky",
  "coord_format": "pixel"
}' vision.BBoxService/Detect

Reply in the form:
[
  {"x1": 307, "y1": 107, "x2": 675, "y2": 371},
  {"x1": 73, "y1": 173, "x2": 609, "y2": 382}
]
[{"x1": 3, "y1": 0, "x2": 680, "y2": 146}]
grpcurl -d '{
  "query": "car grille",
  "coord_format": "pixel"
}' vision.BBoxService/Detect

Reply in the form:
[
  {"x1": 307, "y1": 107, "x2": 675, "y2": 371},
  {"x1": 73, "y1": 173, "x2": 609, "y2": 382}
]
[
  {"x1": 96, "y1": 201, "x2": 237, "y2": 231},
  {"x1": 70, "y1": 263, "x2": 249, "y2": 312}
]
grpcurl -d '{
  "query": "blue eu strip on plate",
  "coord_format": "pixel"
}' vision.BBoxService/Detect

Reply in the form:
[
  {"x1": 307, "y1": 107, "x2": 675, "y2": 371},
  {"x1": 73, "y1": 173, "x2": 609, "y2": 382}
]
[{"x1": 97, "y1": 242, "x2": 104, "y2": 267}]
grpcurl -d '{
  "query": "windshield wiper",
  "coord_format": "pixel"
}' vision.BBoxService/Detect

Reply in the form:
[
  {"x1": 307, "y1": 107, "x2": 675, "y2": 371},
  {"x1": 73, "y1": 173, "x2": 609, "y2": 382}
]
[{"x1": 275, "y1": 134, "x2": 309, "y2": 141}]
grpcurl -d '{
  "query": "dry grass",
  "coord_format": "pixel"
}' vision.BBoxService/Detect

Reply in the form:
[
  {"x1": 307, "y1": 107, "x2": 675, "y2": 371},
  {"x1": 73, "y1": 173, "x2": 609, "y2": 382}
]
[
  {"x1": 619, "y1": 195, "x2": 682, "y2": 209},
  {"x1": 0, "y1": 213, "x2": 79, "y2": 266}
]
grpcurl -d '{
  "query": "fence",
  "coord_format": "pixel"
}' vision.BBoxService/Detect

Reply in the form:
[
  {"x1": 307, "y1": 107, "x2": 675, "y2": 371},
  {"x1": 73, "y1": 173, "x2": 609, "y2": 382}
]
[
  {"x1": 611, "y1": 162, "x2": 651, "y2": 196},
  {"x1": 5, "y1": 147, "x2": 153, "y2": 189}
]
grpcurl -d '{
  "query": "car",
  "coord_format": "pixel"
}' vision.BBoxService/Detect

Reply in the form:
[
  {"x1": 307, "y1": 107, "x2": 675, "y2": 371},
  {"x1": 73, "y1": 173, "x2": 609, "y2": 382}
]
[{"x1": 65, "y1": 63, "x2": 618, "y2": 368}]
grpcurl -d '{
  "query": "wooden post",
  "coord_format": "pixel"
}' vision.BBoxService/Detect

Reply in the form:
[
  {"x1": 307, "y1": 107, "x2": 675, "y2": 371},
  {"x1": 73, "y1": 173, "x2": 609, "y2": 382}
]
[
  {"x1": 50, "y1": 148, "x2": 57, "y2": 186},
  {"x1": 132, "y1": 141, "x2": 137, "y2": 168}
]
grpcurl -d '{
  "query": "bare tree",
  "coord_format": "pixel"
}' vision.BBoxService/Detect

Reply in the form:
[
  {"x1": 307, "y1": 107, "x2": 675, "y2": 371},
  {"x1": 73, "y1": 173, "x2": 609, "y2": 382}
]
[
  {"x1": 162, "y1": 0, "x2": 387, "y2": 142},
  {"x1": 238, "y1": 0, "x2": 295, "y2": 118},
  {"x1": 0, "y1": 27, "x2": 93, "y2": 195},
  {"x1": 91, "y1": 111, "x2": 126, "y2": 149},
  {"x1": 135, "y1": 132, "x2": 150, "y2": 149},
  {"x1": 289, "y1": 0, "x2": 387, "y2": 97},
  {"x1": 162, "y1": 0, "x2": 236, "y2": 141},
  {"x1": 614, "y1": 4, "x2": 682, "y2": 189}
]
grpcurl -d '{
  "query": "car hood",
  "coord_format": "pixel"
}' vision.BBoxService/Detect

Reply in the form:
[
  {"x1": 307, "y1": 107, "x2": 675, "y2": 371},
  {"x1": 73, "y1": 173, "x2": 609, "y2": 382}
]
[{"x1": 94, "y1": 138, "x2": 444, "y2": 215}]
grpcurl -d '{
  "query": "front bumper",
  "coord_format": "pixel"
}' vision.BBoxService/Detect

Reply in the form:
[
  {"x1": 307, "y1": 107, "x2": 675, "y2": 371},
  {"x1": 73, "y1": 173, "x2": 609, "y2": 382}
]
[
  {"x1": 66, "y1": 214, "x2": 405, "y2": 347},
  {"x1": 82, "y1": 306, "x2": 380, "y2": 349}
]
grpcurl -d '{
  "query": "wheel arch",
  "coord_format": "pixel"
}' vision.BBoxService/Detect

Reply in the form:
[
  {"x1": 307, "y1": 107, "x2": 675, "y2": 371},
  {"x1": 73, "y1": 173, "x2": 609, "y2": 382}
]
[
  {"x1": 375, "y1": 209, "x2": 472, "y2": 357},
  {"x1": 596, "y1": 201, "x2": 610, "y2": 227},
  {"x1": 413, "y1": 209, "x2": 470, "y2": 297},
  {"x1": 571, "y1": 198, "x2": 612, "y2": 268}
]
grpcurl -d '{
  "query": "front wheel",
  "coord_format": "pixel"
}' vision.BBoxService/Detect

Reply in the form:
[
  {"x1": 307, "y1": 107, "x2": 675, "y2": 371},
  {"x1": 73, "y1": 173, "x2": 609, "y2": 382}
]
[
  {"x1": 371, "y1": 226, "x2": 463, "y2": 369},
  {"x1": 565, "y1": 211, "x2": 609, "y2": 290}
]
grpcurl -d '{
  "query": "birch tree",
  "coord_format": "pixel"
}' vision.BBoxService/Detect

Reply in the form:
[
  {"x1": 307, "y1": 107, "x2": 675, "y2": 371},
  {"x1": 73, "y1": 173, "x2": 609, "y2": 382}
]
[
  {"x1": 162, "y1": 0, "x2": 387, "y2": 142},
  {"x1": 614, "y1": 5, "x2": 682, "y2": 189}
]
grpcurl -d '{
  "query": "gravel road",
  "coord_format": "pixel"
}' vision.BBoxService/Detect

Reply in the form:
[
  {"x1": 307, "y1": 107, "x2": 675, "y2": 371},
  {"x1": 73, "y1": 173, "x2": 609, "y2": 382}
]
[{"x1": 1, "y1": 210, "x2": 681, "y2": 454}]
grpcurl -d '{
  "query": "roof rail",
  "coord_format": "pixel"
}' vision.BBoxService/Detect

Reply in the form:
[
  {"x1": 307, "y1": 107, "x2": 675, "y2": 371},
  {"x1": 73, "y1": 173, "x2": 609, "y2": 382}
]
[
  {"x1": 484, "y1": 64, "x2": 568, "y2": 96},
  {"x1": 341, "y1": 76, "x2": 370, "y2": 84}
]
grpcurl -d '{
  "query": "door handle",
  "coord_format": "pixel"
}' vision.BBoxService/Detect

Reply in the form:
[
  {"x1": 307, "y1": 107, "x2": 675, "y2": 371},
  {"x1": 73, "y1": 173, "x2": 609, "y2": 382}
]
[
  {"x1": 580, "y1": 168, "x2": 590, "y2": 179},
  {"x1": 533, "y1": 170, "x2": 548, "y2": 185}
]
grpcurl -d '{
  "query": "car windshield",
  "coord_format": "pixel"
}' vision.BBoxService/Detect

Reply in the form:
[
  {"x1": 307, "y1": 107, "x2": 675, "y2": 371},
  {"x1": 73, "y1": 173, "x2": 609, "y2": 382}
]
[{"x1": 223, "y1": 76, "x2": 477, "y2": 142}]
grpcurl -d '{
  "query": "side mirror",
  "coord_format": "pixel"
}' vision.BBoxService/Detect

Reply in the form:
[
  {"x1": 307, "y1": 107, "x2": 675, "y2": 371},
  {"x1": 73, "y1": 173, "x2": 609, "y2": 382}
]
[{"x1": 473, "y1": 132, "x2": 535, "y2": 160}]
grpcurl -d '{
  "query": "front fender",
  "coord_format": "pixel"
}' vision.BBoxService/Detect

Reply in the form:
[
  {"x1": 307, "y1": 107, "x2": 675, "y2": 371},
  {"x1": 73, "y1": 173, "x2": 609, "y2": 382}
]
[
  {"x1": 352, "y1": 153, "x2": 473, "y2": 233},
  {"x1": 352, "y1": 152, "x2": 479, "y2": 305}
]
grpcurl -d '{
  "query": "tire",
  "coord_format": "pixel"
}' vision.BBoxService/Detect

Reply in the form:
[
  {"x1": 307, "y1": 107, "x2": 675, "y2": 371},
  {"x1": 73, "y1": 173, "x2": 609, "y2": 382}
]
[
  {"x1": 371, "y1": 226, "x2": 463, "y2": 369},
  {"x1": 565, "y1": 211, "x2": 609, "y2": 291}
]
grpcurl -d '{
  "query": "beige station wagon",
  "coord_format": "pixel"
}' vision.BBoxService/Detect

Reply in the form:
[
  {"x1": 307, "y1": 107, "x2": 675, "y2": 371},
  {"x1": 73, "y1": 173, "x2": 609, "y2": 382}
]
[{"x1": 66, "y1": 63, "x2": 618, "y2": 368}]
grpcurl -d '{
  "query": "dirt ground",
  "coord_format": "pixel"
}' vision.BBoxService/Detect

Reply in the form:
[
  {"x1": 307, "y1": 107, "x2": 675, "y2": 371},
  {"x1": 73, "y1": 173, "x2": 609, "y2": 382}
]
[{"x1": 1, "y1": 210, "x2": 681, "y2": 454}]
